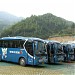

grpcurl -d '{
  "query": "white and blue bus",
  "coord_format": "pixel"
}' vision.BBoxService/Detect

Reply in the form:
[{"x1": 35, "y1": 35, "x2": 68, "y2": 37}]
[
  {"x1": 45, "y1": 40, "x2": 64, "y2": 63},
  {"x1": 0, "y1": 36, "x2": 48, "y2": 66},
  {"x1": 63, "y1": 42, "x2": 75, "y2": 62}
]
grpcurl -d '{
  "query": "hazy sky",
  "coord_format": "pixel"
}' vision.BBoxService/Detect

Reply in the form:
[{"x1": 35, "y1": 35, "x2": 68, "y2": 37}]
[{"x1": 0, "y1": 0, "x2": 75, "y2": 22}]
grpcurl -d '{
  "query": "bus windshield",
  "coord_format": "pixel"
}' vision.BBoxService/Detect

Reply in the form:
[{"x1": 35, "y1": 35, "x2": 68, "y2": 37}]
[
  {"x1": 25, "y1": 40, "x2": 47, "y2": 56},
  {"x1": 34, "y1": 41, "x2": 47, "y2": 56},
  {"x1": 55, "y1": 43, "x2": 63, "y2": 53}
]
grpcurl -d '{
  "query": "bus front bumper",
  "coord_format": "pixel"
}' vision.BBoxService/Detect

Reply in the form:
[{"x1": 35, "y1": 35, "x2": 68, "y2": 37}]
[{"x1": 38, "y1": 57, "x2": 48, "y2": 63}]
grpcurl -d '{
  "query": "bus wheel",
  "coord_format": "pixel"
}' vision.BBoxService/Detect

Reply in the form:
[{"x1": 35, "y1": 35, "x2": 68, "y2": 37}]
[{"x1": 19, "y1": 58, "x2": 26, "y2": 66}]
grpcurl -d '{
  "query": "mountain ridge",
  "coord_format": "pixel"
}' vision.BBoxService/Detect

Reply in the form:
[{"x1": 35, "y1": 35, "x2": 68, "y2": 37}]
[
  {"x1": 0, "y1": 11, "x2": 23, "y2": 32},
  {"x1": 0, "y1": 13, "x2": 75, "y2": 39}
]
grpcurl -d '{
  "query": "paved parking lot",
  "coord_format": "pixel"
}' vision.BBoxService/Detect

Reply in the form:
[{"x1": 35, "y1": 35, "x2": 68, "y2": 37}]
[{"x1": 0, "y1": 62, "x2": 75, "y2": 75}]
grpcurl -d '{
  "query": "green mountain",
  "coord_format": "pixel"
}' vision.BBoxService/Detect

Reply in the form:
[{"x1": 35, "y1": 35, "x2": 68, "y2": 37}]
[
  {"x1": 0, "y1": 11, "x2": 23, "y2": 32},
  {"x1": 0, "y1": 13, "x2": 75, "y2": 39}
]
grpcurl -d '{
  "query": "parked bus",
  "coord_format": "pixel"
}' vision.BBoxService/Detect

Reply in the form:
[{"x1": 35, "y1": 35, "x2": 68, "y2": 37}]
[
  {"x1": 0, "y1": 36, "x2": 48, "y2": 66},
  {"x1": 63, "y1": 42, "x2": 75, "y2": 62},
  {"x1": 45, "y1": 40, "x2": 64, "y2": 63}
]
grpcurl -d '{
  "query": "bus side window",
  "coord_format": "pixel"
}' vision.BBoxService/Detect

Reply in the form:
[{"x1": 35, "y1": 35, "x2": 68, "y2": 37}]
[
  {"x1": 20, "y1": 41, "x2": 24, "y2": 48},
  {"x1": 15, "y1": 40, "x2": 24, "y2": 48},
  {"x1": 0, "y1": 40, "x2": 25, "y2": 48},
  {"x1": 0, "y1": 41, "x2": 3, "y2": 47},
  {"x1": 0, "y1": 40, "x2": 5, "y2": 47},
  {"x1": 25, "y1": 41, "x2": 33, "y2": 56},
  {"x1": 4, "y1": 41, "x2": 9, "y2": 48},
  {"x1": 9, "y1": 41, "x2": 13, "y2": 48},
  {"x1": 2, "y1": 41, "x2": 4, "y2": 47},
  {"x1": 11, "y1": 40, "x2": 24, "y2": 48},
  {"x1": 12, "y1": 41, "x2": 16, "y2": 48}
]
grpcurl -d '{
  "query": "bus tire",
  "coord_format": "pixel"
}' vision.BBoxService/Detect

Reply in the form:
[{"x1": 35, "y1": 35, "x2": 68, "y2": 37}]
[{"x1": 19, "y1": 58, "x2": 26, "y2": 66}]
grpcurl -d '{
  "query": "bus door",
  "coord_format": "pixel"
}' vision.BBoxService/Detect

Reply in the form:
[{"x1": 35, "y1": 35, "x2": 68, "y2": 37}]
[
  {"x1": 67, "y1": 45, "x2": 71, "y2": 61},
  {"x1": 74, "y1": 48, "x2": 75, "y2": 60},
  {"x1": 47, "y1": 43, "x2": 51, "y2": 63},
  {"x1": 53, "y1": 43, "x2": 58, "y2": 63},
  {"x1": 25, "y1": 41, "x2": 34, "y2": 65},
  {"x1": 65, "y1": 44, "x2": 71, "y2": 62},
  {"x1": 50, "y1": 43, "x2": 55, "y2": 63}
]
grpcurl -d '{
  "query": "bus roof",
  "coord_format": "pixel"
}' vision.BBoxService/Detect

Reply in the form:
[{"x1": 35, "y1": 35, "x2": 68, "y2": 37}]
[
  {"x1": 45, "y1": 40, "x2": 60, "y2": 44},
  {"x1": 0, "y1": 36, "x2": 44, "y2": 42}
]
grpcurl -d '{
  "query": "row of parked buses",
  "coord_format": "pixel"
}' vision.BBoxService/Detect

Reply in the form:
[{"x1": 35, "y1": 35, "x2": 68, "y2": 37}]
[{"x1": 0, "y1": 36, "x2": 75, "y2": 66}]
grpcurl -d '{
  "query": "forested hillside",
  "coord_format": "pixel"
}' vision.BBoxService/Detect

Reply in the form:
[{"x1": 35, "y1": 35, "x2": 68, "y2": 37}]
[
  {"x1": 0, "y1": 13, "x2": 75, "y2": 39},
  {"x1": 0, "y1": 11, "x2": 23, "y2": 32}
]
